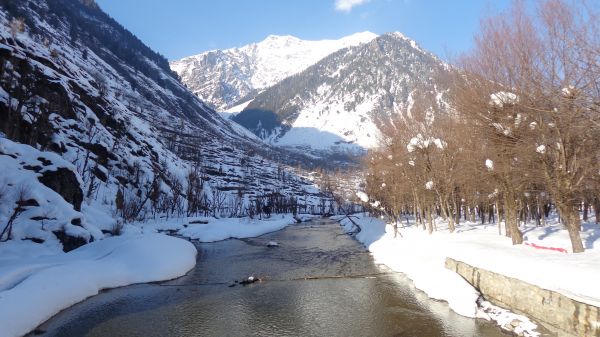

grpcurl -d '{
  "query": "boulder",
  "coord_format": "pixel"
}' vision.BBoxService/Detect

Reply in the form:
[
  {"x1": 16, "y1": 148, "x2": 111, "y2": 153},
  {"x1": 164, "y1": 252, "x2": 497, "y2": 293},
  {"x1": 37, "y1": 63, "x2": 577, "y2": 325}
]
[
  {"x1": 52, "y1": 230, "x2": 87, "y2": 252},
  {"x1": 38, "y1": 167, "x2": 83, "y2": 211}
]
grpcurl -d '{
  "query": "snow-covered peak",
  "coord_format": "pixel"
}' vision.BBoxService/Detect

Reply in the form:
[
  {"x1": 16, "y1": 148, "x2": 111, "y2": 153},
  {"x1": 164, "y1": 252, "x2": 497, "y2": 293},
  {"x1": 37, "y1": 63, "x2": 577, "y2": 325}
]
[
  {"x1": 345, "y1": 31, "x2": 379, "y2": 43},
  {"x1": 385, "y1": 31, "x2": 426, "y2": 53},
  {"x1": 234, "y1": 31, "x2": 449, "y2": 155},
  {"x1": 252, "y1": 31, "x2": 378, "y2": 55},
  {"x1": 389, "y1": 31, "x2": 409, "y2": 40},
  {"x1": 170, "y1": 32, "x2": 378, "y2": 110},
  {"x1": 259, "y1": 34, "x2": 303, "y2": 45},
  {"x1": 238, "y1": 31, "x2": 378, "y2": 57},
  {"x1": 243, "y1": 31, "x2": 378, "y2": 89}
]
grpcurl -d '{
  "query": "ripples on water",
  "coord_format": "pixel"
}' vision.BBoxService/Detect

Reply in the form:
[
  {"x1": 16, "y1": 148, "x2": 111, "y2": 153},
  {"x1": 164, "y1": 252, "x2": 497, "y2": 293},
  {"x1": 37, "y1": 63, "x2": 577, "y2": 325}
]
[{"x1": 33, "y1": 219, "x2": 507, "y2": 337}]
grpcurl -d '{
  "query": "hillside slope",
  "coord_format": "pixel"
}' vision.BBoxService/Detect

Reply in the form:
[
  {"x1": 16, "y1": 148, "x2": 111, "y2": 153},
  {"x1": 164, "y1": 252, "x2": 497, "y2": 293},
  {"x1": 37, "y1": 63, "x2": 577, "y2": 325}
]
[{"x1": 0, "y1": 0, "x2": 331, "y2": 250}]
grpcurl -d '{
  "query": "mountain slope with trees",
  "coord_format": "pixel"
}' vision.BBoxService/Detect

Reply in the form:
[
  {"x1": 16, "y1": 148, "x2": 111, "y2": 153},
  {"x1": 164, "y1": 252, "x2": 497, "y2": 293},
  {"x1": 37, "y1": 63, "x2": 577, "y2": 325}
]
[{"x1": 0, "y1": 0, "x2": 336, "y2": 250}]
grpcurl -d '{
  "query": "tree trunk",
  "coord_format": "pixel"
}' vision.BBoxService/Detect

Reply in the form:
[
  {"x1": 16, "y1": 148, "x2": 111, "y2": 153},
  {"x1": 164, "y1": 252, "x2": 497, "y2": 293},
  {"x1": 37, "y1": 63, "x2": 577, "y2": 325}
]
[
  {"x1": 504, "y1": 193, "x2": 523, "y2": 244},
  {"x1": 495, "y1": 200, "x2": 501, "y2": 235},
  {"x1": 446, "y1": 201, "x2": 455, "y2": 233},
  {"x1": 544, "y1": 203, "x2": 551, "y2": 218},
  {"x1": 453, "y1": 197, "x2": 460, "y2": 224},
  {"x1": 595, "y1": 198, "x2": 600, "y2": 224},
  {"x1": 556, "y1": 204, "x2": 585, "y2": 253},
  {"x1": 536, "y1": 197, "x2": 545, "y2": 226},
  {"x1": 426, "y1": 206, "x2": 433, "y2": 234},
  {"x1": 480, "y1": 205, "x2": 485, "y2": 224},
  {"x1": 469, "y1": 206, "x2": 476, "y2": 223}
]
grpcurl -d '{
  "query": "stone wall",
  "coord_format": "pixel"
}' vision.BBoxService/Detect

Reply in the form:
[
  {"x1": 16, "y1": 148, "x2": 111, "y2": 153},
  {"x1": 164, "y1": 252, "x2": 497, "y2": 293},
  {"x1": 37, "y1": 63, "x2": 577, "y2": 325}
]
[{"x1": 445, "y1": 257, "x2": 600, "y2": 337}]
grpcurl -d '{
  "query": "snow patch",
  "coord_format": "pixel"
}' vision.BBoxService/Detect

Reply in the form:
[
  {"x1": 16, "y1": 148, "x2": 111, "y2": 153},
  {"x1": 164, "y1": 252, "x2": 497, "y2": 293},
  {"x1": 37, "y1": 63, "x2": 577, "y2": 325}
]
[
  {"x1": 490, "y1": 91, "x2": 518, "y2": 108},
  {"x1": 536, "y1": 144, "x2": 546, "y2": 154},
  {"x1": 0, "y1": 234, "x2": 196, "y2": 337},
  {"x1": 356, "y1": 191, "x2": 369, "y2": 203}
]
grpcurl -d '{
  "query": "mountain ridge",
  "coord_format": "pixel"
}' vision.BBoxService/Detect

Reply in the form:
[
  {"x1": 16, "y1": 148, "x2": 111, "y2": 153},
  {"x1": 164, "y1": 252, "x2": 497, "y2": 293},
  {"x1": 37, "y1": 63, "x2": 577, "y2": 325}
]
[
  {"x1": 170, "y1": 31, "x2": 378, "y2": 110},
  {"x1": 234, "y1": 32, "x2": 451, "y2": 154}
]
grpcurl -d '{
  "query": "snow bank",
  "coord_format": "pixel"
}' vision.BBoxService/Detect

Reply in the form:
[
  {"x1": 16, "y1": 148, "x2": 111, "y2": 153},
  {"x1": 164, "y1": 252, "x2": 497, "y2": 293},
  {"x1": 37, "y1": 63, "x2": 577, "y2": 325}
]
[
  {"x1": 135, "y1": 214, "x2": 318, "y2": 243},
  {"x1": 178, "y1": 214, "x2": 313, "y2": 242},
  {"x1": 337, "y1": 214, "x2": 600, "y2": 336},
  {"x1": 448, "y1": 220, "x2": 600, "y2": 308},
  {"x1": 340, "y1": 215, "x2": 480, "y2": 317},
  {"x1": 0, "y1": 234, "x2": 196, "y2": 337},
  {"x1": 341, "y1": 213, "x2": 600, "y2": 335}
]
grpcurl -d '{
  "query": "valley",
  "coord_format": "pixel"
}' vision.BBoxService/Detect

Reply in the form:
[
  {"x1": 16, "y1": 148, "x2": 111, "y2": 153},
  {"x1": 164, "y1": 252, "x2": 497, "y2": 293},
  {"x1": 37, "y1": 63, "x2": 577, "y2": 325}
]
[{"x1": 1, "y1": 0, "x2": 599, "y2": 337}]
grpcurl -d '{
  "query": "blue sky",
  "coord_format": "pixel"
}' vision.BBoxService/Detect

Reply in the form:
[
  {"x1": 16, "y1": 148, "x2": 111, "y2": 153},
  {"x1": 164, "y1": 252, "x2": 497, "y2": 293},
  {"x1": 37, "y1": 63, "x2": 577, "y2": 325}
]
[{"x1": 96, "y1": 0, "x2": 512, "y2": 61}]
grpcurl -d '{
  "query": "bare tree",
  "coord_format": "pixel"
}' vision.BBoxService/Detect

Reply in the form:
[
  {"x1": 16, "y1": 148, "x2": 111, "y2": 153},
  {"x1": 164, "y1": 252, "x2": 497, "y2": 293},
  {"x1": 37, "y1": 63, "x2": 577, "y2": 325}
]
[
  {"x1": 9, "y1": 17, "x2": 25, "y2": 39},
  {"x1": 0, "y1": 185, "x2": 31, "y2": 241},
  {"x1": 363, "y1": 0, "x2": 599, "y2": 253},
  {"x1": 453, "y1": 0, "x2": 600, "y2": 252},
  {"x1": 90, "y1": 70, "x2": 108, "y2": 98}
]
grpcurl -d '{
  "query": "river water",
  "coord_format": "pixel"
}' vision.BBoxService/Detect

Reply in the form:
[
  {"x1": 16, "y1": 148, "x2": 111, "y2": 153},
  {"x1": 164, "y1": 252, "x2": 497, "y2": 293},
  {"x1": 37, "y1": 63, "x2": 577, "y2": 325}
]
[{"x1": 33, "y1": 218, "x2": 507, "y2": 337}]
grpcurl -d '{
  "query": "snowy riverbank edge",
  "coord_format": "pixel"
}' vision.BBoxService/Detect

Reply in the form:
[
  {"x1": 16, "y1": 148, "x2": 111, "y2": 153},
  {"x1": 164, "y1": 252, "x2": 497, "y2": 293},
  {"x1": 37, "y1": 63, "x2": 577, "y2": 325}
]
[
  {"x1": 334, "y1": 213, "x2": 573, "y2": 337},
  {"x1": 133, "y1": 213, "x2": 319, "y2": 242},
  {"x1": 0, "y1": 213, "x2": 318, "y2": 337},
  {"x1": 0, "y1": 234, "x2": 197, "y2": 337}
]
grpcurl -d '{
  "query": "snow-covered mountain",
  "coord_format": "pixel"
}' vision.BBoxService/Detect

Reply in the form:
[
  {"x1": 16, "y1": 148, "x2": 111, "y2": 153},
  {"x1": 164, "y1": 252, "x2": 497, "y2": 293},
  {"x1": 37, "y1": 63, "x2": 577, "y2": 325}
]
[
  {"x1": 234, "y1": 32, "x2": 450, "y2": 154},
  {"x1": 170, "y1": 32, "x2": 378, "y2": 110},
  {"x1": 0, "y1": 0, "x2": 334, "y2": 251}
]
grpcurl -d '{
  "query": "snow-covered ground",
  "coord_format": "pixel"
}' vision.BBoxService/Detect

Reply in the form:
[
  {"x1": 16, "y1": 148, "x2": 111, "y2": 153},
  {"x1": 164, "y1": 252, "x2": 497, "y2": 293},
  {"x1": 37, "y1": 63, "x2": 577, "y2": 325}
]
[
  {"x1": 134, "y1": 213, "x2": 319, "y2": 242},
  {"x1": 275, "y1": 94, "x2": 381, "y2": 151},
  {"x1": 337, "y1": 213, "x2": 600, "y2": 336},
  {"x1": 0, "y1": 211, "x2": 319, "y2": 337},
  {"x1": 0, "y1": 234, "x2": 196, "y2": 337},
  {"x1": 219, "y1": 99, "x2": 254, "y2": 120}
]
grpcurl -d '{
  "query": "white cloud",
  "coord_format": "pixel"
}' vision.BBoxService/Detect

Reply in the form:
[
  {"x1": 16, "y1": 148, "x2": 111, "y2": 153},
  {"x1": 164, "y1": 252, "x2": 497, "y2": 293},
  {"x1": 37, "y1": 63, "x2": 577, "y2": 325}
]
[{"x1": 335, "y1": 0, "x2": 372, "y2": 12}]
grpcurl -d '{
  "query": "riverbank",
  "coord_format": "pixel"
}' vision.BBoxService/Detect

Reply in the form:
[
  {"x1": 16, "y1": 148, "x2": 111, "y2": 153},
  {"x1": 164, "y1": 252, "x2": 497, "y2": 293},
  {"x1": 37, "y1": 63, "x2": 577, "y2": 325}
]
[
  {"x1": 0, "y1": 234, "x2": 197, "y2": 337},
  {"x1": 446, "y1": 258, "x2": 600, "y2": 337},
  {"x1": 129, "y1": 213, "x2": 319, "y2": 242},
  {"x1": 0, "y1": 213, "x2": 315, "y2": 337},
  {"x1": 336, "y1": 213, "x2": 600, "y2": 336}
]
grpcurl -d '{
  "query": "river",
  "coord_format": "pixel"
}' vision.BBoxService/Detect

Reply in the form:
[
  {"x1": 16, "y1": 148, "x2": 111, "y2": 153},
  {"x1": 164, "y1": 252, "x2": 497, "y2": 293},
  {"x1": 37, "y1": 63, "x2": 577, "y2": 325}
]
[{"x1": 31, "y1": 218, "x2": 507, "y2": 337}]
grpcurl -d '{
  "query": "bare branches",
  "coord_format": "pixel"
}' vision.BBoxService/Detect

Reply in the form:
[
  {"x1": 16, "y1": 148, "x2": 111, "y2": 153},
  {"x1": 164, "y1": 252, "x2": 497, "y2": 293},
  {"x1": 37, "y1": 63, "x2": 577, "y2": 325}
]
[
  {"x1": 9, "y1": 17, "x2": 25, "y2": 39},
  {"x1": 0, "y1": 185, "x2": 32, "y2": 242},
  {"x1": 367, "y1": 0, "x2": 600, "y2": 253}
]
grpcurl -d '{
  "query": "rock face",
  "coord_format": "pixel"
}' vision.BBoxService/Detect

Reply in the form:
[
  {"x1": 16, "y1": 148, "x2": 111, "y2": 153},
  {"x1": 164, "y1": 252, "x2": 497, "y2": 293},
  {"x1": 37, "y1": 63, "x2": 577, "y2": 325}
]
[
  {"x1": 446, "y1": 258, "x2": 599, "y2": 337},
  {"x1": 52, "y1": 229, "x2": 87, "y2": 252},
  {"x1": 38, "y1": 168, "x2": 83, "y2": 211}
]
